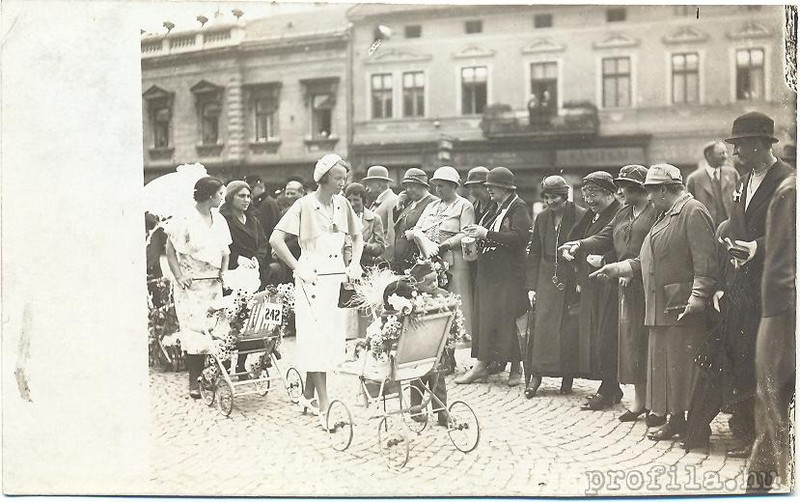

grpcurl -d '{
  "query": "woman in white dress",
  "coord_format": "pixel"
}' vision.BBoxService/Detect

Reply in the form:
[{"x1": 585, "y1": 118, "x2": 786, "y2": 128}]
[
  {"x1": 165, "y1": 176, "x2": 232, "y2": 398},
  {"x1": 270, "y1": 154, "x2": 364, "y2": 430}
]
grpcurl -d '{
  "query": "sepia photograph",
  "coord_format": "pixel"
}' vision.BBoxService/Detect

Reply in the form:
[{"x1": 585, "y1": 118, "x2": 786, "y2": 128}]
[{"x1": 2, "y1": 0, "x2": 797, "y2": 498}]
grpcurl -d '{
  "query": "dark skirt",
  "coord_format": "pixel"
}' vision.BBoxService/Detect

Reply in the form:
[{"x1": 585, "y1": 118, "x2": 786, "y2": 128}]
[
  {"x1": 471, "y1": 260, "x2": 526, "y2": 363},
  {"x1": 646, "y1": 324, "x2": 703, "y2": 415},
  {"x1": 617, "y1": 279, "x2": 648, "y2": 384}
]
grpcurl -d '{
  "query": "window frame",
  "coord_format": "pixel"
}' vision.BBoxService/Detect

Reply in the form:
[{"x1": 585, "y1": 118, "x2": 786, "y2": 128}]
[
  {"x1": 670, "y1": 51, "x2": 701, "y2": 105},
  {"x1": 370, "y1": 73, "x2": 394, "y2": 120},
  {"x1": 534, "y1": 13, "x2": 553, "y2": 28},
  {"x1": 300, "y1": 77, "x2": 339, "y2": 139},
  {"x1": 465, "y1": 19, "x2": 483, "y2": 34},
  {"x1": 605, "y1": 7, "x2": 627, "y2": 23},
  {"x1": 598, "y1": 55, "x2": 634, "y2": 109},
  {"x1": 526, "y1": 59, "x2": 562, "y2": 115},
  {"x1": 459, "y1": 65, "x2": 490, "y2": 115},
  {"x1": 402, "y1": 70, "x2": 426, "y2": 118},
  {"x1": 404, "y1": 25, "x2": 422, "y2": 39},
  {"x1": 733, "y1": 47, "x2": 767, "y2": 102}
]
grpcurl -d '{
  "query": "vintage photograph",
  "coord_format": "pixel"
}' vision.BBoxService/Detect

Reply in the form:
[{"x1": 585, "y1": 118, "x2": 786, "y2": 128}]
[{"x1": 138, "y1": 1, "x2": 798, "y2": 497}]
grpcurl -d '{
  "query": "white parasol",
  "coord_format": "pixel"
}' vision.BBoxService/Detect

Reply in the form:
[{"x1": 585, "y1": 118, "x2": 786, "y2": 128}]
[{"x1": 143, "y1": 162, "x2": 208, "y2": 219}]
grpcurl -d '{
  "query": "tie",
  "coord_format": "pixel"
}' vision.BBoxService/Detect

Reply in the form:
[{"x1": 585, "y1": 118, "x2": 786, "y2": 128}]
[{"x1": 710, "y1": 170, "x2": 727, "y2": 224}]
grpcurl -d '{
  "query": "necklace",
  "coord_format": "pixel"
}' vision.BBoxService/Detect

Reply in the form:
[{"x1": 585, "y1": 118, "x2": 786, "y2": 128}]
[{"x1": 314, "y1": 195, "x2": 339, "y2": 233}]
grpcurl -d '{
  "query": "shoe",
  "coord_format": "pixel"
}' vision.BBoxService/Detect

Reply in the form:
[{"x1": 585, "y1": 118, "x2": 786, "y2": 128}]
[
  {"x1": 507, "y1": 371, "x2": 523, "y2": 387},
  {"x1": 581, "y1": 393, "x2": 615, "y2": 411},
  {"x1": 319, "y1": 413, "x2": 332, "y2": 432},
  {"x1": 727, "y1": 442, "x2": 753, "y2": 458},
  {"x1": 524, "y1": 376, "x2": 542, "y2": 399},
  {"x1": 645, "y1": 413, "x2": 667, "y2": 428},
  {"x1": 408, "y1": 404, "x2": 427, "y2": 423},
  {"x1": 647, "y1": 419, "x2": 684, "y2": 441},
  {"x1": 454, "y1": 366, "x2": 489, "y2": 384},
  {"x1": 189, "y1": 390, "x2": 201, "y2": 399},
  {"x1": 297, "y1": 395, "x2": 319, "y2": 415},
  {"x1": 559, "y1": 377, "x2": 573, "y2": 395},
  {"x1": 619, "y1": 408, "x2": 648, "y2": 422},
  {"x1": 487, "y1": 361, "x2": 506, "y2": 375}
]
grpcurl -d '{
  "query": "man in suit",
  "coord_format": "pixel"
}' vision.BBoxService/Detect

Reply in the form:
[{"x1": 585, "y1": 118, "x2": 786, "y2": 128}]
[
  {"x1": 686, "y1": 141, "x2": 740, "y2": 230},
  {"x1": 747, "y1": 175, "x2": 795, "y2": 492},
  {"x1": 715, "y1": 112, "x2": 794, "y2": 459},
  {"x1": 391, "y1": 168, "x2": 437, "y2": 273},
  {"x1": 363, "y1": 165, "x2": 399, "y2": 263}
]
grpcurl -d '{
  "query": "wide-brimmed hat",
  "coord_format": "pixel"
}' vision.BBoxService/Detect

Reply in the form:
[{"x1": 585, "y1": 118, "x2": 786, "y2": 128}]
[
  {"x1": 362, "y1": 165, "x2": 393, "y2": 182},
  {"x1": 541, "y1": 175, "x2": 570, "y2": 196},
  {"x1": 724, "y1": 111, "x2": 779, "y2": 144},
  {"x1": 614, "y1": 164, "x2": 648, "y2": 187},
  {"x1": 582, "y1": 171, "x2": 616, "y2": 193},
  {"x1": 431, "y1": 166, "x2": 460, "y2": 184},
  {"x1": 401, "y1": 168, "x2": 429, "y2": 187},
  {"x1": 485, "y1": 167, "x2": 516, "y2": 190},
  {"x1": 464, "y1": 166, "x2": 490, "y2": 186},
  {"x1": 644, "y1": 164, "x2": 683, "y2": 187}
]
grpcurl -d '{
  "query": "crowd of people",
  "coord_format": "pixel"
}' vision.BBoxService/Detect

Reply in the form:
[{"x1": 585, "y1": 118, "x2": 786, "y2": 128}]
[{"x1": 151, "y1": 111, "x2": 794, "y2": 490}]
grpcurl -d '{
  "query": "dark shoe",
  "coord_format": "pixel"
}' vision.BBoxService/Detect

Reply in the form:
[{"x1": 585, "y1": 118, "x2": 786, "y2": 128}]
[
  {"x1": 619, "y1": 408, "x2": 648, "y2": 422},
  {"x1": 727, "y1": 442, "x2": 753, "y2": 458},
  {"x1": 647, "y1": 419, "x2": 684, "y2": 441},
  {"x1": 454, "y1": 366, "x2": 489, "y2": 384},
  {"x1": 189, "y1": 389, "x2": 201, "y2": 399},
  {"x1": 559, "y1": 377, "x2": 573, "y2": 394},
  {"x1": 525, "y1": 376, "x2": 542, "y2": 399},
  {"x1": 645, "y1": 413, "x2": 667, "y2": 428},
  {"x1": 581, "y1": 393, "x2": 615, "y2": 411}
]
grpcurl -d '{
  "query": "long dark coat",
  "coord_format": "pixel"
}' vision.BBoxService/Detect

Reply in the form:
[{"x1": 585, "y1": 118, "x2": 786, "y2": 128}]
[
  {"x1": 579, "y1": 202, "x2": 658, "y2": 384},
  {"x1": 472, "y1": 195, "x2": 532, "y2": 362},
  {"x1": 221, "y1": 205, "x2": 270, "y2": 287},
  {"x1": 570, "y1": 199, "x2": 621, "y2": 381},
  {"x1": 722, "y1": 159, "x2": 794, "y2": 394},
  {"x1": 525, "y1": 202, "x2": 585, "y2": 376}
]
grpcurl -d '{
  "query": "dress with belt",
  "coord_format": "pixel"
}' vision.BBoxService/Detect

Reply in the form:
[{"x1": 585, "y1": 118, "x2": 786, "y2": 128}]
[{"x1": 274, "y1": 194, "x2": 361, "y2": 372}]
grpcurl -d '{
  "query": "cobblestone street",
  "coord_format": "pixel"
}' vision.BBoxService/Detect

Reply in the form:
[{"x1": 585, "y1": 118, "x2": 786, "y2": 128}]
[{"x1": 146, "y1": 337, "x2": 762, "y2": 497}]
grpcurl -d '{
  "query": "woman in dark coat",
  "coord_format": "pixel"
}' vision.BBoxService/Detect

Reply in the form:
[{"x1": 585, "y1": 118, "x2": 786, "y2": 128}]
[
  {"x1": 458, "y1": 167, "x2": 532, "y2": 386},
  {"x1": 561, "y1": 165, "x2": 658, "y2": 421},
  {"x1": 220, "y1": 181, "x2": 270, "y2": 289},
  {"x1": 563, "y1": 171, "x2": 622, "y2": 410},
  {"x1": 591, "y1": 164, "x2": 717, "y2": 442},
  {"x1": 524, "y1": 175, "x2": 585, "y2": 397}
]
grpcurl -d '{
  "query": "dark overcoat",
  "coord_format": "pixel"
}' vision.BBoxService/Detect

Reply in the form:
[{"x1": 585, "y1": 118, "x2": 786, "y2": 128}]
[
  {"x1": 525, "y1": 202, "x2": 585, "y2": 376},
  {"x1": 221, "y1": 205, "x2": 270, "y2": 287}
]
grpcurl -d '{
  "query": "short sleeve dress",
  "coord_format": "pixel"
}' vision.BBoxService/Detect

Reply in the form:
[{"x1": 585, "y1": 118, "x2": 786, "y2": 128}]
[
  {"x1": 166, "y1": 208, "x2": 232, "y2": 354},
  {"x1": 274, "y1": 193, "x2": 362, "y2": 372}
]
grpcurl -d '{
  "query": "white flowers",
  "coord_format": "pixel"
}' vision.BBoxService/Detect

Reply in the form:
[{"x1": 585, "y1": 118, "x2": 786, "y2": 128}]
[{"x1": 387, "y1": 293, "x2": 413, "y2": 315}]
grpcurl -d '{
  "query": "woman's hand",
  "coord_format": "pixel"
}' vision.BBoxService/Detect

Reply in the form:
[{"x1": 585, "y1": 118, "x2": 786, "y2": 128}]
[
  {"x1": 677, "y1": 294, "x2": 706, "y2": 321},
  {"x1": 588, "y1": 262, "x2": 627, "y2": 281},
  {"x1": 293, "y1": 266, "x2": 318, "y2": 285},
  {"x1": 345, "y1": 262, "x2": 363, "y2": 282},
  {"x1": 175, "y1": 275, "x2": 192, "y2": 290},
  {"x1": 464, "y1": 224, "x2": 488, "y2": 240},
  {"x1": 586, "y1": 254, "x2": 603, "y2": 268},
  {"x1": 558, "y1": 241, "x2": 581, "y2": 261}
]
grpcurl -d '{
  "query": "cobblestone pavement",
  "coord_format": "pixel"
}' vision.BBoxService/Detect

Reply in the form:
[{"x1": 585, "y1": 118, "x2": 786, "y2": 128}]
[{"x1": 148, "y1": 338, "x2": 759, "y2": 497}]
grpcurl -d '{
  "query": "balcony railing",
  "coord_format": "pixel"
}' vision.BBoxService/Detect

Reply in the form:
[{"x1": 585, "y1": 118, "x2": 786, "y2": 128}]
[{"x1": 480, "y1": 101, "x2": 600, "y2": 138}]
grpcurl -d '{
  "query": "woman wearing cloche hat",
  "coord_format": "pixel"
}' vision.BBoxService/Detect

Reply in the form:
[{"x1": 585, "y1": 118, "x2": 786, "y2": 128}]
[
  {"x1": 460, "y1": 167, "x2": 532, "y2": 387},
  {"x1": 412, "y1": 166, "x2": 476, "y2": 372}
]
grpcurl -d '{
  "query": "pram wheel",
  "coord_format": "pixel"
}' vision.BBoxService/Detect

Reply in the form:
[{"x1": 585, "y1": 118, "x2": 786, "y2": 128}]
[
  {"x1": 401, "y1": 384, "x2": 428, "y2": 434},
  {"x1": 378, "y1": 416, "x2": 409, "y2": 469},
  {"x1": 254, "y1": 368, "x2": 270, "y2": 397},
  {"x1": 285, "y1": 367, "x2": 303, "y2": 404},
  {"x1": 199, "y1": 376, "x2": 216, "y2": 406},
  {"x1": 326, "y1": 400, "x2": 353, "y2": 451},
  {"x1": 216, "y1": 379, "x2": 234, "y2": 417},
  {"x1": 445, "y1": 401, "x2": 480, "y2": 453}
]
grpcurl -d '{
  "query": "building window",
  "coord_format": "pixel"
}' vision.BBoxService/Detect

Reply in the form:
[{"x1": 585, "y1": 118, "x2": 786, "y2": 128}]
[
  {"x1": 529, "y1": 62, "x2": 558, "y2": 118},
  {"x1": 250, "y1": 84, "x2": 280, "y2": 141},
  {"x1": 602, "y1": 57, "x2": 631, "y2": 108},
  {"x1": 143, "y1": 85, "x2": 173, "y2": 150},
  {"x1": 736, "y1": 48, "x2": 765, "y2": 101},
  {"x1": 671, "y1": 52, "x2": 699, "y2": 104},
  {"x1": 461, "y1": 66, "x2": 487, "y2": 115},
  {"x1": 403, "y1": 71, "x2": 425, "y2": 117},
  {"x1": 301, "y1": 77, "x2": 339, "y2": 139},
  {"x1": 190, "y1": 81, "x2": 224, "y2": 146},
  {"x1": 465, "y1": 20, "x2": 483, "y2": 34},
  {"x1": 405, "y1": 25, "x2": 421, "y2": 38},
  {"x1": 534, "y1": 14, "x2": 553, "y2": 28},
  {"x1": 673, "y1": 5, "x2": 694, "y2": 16},
  {"x1": 606, "y1": 8, "x2": 626, "y2": 22},
  {"x1": 371, "y1": 73, "x2": 393, "y2": 119}
]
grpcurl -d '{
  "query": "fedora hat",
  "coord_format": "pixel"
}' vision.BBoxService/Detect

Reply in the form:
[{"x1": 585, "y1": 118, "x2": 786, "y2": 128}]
[
  {"x1": 485, "y1": 167, "x2": 516, "y2": 190},
  {"x1": 401, "y1": 168, "x2": 429, "y2": 187},
  {"x1": 614, "y1": 164, "x2": 648, "y2": 187},
  {"x1": 362, "y1": 165, "x2": 393, "y2": 182},
  {"x1": 644, "y1": 164, "x2": 683, "y2": 187},
  {"x1": 463, "y1": 166, "x2": 490, "y2": 186},
  {"x1": 724, "y1": 111, "x2": 779, "y2": 144}
]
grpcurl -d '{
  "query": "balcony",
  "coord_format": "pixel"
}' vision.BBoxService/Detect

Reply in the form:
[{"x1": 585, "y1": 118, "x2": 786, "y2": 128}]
[{"x1": 480, "y1": 101, "x2": 600, "y2": 139}]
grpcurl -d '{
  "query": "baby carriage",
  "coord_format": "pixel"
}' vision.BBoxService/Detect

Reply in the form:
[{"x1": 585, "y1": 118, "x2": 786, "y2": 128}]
[
  {"x1": 327, "y1": 306, "x2": 480, "y2": 469},
  {"x1": 199, "y1": 289, "x2": 303, "y2": 417}
]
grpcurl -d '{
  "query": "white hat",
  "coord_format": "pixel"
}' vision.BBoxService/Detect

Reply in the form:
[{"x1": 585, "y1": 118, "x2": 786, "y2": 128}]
[
  {"x1": 431, "y1": 166, "x2": 460, "y2": 184},
  {"x1": 314, "y1": 153, "x2": 343, "y2": 182}
]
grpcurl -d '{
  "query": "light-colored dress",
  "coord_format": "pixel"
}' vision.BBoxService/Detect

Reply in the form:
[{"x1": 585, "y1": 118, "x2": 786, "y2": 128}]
[
  {"x1": 275, "y1": 193, "x2": 361, "y2": 372},
  {"x1": 415, "y1": 195, "x2": 475, "y2": 336},
  {"x1": 166, "y1": 208, "x2": 232, "y2": 354}
]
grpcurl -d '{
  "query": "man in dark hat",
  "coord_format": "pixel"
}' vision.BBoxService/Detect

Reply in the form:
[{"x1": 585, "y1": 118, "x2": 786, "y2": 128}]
[
  {"x1": 363, "y1": 165, "x2": 398, "y2": 263},
  {"x1": 686, "y1": 141, "x2": 740, "y2": 230},
  {"x1": 710, "y1": 111, "x2": 793, "y2": 458}
]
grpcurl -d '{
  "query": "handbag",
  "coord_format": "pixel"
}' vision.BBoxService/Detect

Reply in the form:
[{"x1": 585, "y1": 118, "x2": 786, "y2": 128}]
[{"x1": 338, "y1": 282, "x2": 357, "y2": 308}]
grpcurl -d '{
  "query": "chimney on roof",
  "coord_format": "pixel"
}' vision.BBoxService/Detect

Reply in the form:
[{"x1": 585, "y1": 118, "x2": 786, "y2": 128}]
[
  {"x1": 232, "y1": 9, "x2": 244, "y2": 20},
  {"x1": 197, "y1": 15, "x2": 208, "y2": 27}
]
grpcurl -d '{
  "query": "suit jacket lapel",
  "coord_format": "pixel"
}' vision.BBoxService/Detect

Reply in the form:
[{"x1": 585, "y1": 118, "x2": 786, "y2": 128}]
[{"x1": 745, "y1": 162, "x2": 784, "y2": 219}]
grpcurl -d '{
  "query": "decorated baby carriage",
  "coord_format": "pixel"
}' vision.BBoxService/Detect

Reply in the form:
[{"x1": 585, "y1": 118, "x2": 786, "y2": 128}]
[
  {"x1": 327, "y1": 278, "x2": 480, "y2": 469},
  {"x1": 199, "y1": 285, "x2": 304, "y2": 417}
]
